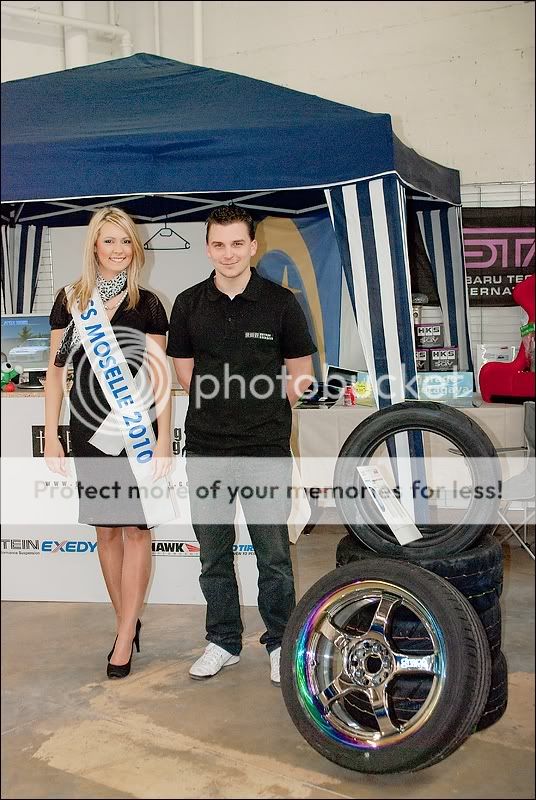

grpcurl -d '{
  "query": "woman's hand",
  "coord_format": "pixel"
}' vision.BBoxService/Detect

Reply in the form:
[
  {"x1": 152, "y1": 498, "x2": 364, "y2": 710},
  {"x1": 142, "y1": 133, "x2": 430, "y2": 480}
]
[
  {"x1": 152, "y1": 438, "x2": 173, "y2": 481},
  {"x1": 44, "y1": 437, "x2": 67, "y2": 476}
]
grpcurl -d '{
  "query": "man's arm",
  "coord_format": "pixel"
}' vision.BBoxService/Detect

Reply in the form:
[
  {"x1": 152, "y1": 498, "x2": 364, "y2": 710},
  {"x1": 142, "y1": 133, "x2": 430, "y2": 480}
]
[
  {"x1": 172, "y1": 357, "x2": 195, "y2": 394},
  {"x1": 284, "y1": 355, "x2": 314, "y2": 407}
]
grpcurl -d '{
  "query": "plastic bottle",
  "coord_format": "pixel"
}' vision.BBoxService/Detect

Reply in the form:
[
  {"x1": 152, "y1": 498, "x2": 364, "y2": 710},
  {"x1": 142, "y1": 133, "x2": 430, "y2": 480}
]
[{"x1": 344, "y1": 386, "x2": 355, "y2": 406}]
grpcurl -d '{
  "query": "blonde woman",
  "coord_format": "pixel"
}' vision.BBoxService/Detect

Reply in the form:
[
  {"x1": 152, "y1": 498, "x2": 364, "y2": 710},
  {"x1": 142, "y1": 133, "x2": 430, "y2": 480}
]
[{"x1": 44, "y1": 207, "x2": 172, "y2": 679}]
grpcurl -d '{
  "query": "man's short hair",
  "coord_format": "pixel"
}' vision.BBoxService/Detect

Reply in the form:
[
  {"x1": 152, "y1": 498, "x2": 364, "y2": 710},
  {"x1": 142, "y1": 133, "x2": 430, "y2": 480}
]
[{"x1": 205, "y1": 205, "x2": 256, "y2": 242}]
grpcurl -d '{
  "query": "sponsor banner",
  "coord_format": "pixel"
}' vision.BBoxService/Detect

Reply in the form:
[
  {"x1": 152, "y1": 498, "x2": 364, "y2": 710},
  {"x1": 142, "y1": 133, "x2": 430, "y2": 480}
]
[
  {"x1": 356, "y1": 465, "x2": 422, "y2": 545},
  {"x1": 0, "y1": 522, "x2": 260, "y2": 604},
  {"x1": 0, "y1": 537, "x2": 255, "y2": 558},
  {"x1": 462, "y1": 206, "x2": 535, "y2": 306},
  {"x1": 151, "y1": 541, "x2": 255, "y2": 557}
]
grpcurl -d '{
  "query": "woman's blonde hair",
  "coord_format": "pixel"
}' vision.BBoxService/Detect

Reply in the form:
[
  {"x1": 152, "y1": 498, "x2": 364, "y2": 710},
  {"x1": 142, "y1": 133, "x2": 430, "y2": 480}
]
[{"x1": 67, "y1": 207, "x2": 145, "y2": 312}]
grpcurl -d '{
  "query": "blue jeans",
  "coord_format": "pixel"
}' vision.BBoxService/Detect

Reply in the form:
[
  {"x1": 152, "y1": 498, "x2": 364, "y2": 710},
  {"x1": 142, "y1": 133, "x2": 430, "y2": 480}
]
[{"x1": 186, "y1": 455, "x2": 295, "y2": 655}]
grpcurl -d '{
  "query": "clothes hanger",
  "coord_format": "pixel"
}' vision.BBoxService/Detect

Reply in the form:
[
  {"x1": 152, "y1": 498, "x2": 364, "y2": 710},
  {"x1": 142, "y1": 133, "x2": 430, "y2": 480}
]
[{"x1": 143, "y1": 219, "x2": 191, "y2": 251}]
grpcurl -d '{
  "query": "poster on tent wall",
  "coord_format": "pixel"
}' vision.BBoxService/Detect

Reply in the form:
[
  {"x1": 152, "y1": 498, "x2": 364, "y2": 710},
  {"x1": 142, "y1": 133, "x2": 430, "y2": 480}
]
[
  {"x1": 462, "y1": 207, "x2": 535, "y2": 306},
  {"x1": 254, "y1": 213, "x2": 342, "y2": 376}
]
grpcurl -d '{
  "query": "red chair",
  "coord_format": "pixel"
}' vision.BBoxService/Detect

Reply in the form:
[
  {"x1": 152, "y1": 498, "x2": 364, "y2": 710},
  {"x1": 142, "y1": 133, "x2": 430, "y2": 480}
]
[{"x1": 479, "y1": 273, "x2": 535, "y2": 403}]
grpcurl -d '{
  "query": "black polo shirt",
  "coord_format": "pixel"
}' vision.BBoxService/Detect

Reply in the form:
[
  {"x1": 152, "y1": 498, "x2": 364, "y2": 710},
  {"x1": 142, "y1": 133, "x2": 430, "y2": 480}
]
[{"x1": 167, "y1": 268, "x2": 317, "y2": 456}]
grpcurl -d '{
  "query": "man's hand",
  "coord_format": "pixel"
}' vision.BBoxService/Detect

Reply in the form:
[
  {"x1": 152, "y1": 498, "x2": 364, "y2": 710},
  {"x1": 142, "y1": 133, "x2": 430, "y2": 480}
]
[{"x1": 284, "y1": 355, "x2": 314, "y2": 407}]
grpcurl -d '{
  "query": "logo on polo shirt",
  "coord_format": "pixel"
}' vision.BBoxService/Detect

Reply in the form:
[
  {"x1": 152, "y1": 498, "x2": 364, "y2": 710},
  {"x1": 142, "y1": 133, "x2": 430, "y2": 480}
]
[{"x1": 245, "y1": 332, "x2": 274, "y2": 341}]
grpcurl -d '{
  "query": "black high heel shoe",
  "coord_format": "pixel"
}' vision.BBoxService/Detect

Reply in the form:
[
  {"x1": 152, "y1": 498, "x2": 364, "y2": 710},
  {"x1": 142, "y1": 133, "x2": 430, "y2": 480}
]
[
  {"x1": 107, "y1": 620, "x2": 142, "y2": 679},
  {"x1": 107, "y1": 618, "x2": 141, "y2": 662}
]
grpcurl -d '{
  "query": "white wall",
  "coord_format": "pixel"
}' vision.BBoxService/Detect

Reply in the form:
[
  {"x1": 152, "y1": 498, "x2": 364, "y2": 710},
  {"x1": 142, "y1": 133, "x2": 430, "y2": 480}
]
[
  {"x1": 1, "y1": 1, "x2": 534, "y2": 184},
  {"x1": 1, "y1": 0, "x2": 114, "y2": 77},
  {"x1": 201, "y1": 0, "x2": 535, "y2": 184}
]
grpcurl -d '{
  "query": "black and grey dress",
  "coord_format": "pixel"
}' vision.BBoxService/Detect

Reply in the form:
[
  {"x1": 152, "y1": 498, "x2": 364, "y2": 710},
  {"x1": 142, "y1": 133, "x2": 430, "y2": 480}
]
[{"x1": 49, "y1": 287, "x2": 169, "y2": 528}]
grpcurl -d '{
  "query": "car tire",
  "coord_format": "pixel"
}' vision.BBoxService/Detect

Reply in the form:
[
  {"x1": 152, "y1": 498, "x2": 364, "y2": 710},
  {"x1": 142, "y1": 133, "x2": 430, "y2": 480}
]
[
  {"x1": 336, "y1": 532, "x2": 503, "y2": 606},
  {"x1": 334, "y1": 401, "x2": 501, "y2": 559},
  {"x1": 475, "y1": 651, "x2": 508, "y2": 732},
  {"x1": 281, "y1": 559, "x2": 492, "y2": 773},
  {"x1": 336, "y1": 532, "x2": 503, "y2": 655}
]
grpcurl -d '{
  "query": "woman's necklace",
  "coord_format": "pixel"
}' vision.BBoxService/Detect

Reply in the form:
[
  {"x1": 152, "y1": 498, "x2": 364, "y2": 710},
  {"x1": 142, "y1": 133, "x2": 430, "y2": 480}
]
[{"x1": 103, "y1": 289, "x2": 127, "y2": 311}]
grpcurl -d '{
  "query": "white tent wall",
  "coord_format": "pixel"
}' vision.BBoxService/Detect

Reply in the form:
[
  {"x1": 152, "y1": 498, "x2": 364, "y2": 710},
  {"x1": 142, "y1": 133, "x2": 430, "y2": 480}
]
[
  {"x1": 327, "y1": 175, "x2": 441, "y2": 407},
  {"x1": 48, "y1": 222, "x2": 208, "y2": 318},
  {"x1": 1, "y1": 1, "x2": 533, "y2": 184},
  {"x1": 10, "y1": 192, "x2": 532, "y2": 380}
]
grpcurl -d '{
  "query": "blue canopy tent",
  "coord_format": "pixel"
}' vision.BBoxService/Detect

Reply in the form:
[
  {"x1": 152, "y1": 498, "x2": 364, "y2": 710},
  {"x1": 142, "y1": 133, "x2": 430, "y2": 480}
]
[{"x1": 1, "y1": 52, "x2": 472, "y2": 410}]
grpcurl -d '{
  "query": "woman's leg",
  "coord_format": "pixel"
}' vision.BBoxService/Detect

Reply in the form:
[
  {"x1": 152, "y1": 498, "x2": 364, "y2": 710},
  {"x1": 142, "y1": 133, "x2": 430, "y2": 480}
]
[
  {"x1": 96, "y1": 526, "x2": 124, "y2": 629},
  {"x1": 110, "y1": 527, "x2": 152, "y2": 665}
]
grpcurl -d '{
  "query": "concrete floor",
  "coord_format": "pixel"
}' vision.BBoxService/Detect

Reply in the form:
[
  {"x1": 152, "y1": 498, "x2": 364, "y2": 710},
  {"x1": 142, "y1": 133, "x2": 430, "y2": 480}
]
[{"x1": 2, "y1": 521, "x2": 534, "y2": 799}]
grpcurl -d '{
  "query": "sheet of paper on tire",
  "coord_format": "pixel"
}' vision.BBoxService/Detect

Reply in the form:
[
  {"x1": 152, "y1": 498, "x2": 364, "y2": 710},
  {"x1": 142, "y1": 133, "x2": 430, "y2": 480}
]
[{"x1": 356, "y1": 465, "x2": 423, "y2": 545}]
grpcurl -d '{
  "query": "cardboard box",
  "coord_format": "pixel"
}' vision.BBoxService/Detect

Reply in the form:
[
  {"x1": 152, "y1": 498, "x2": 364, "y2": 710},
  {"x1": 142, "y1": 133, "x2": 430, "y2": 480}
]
[
  {"x1": 415, "y1": 349, "x2": 430, "y2": 372},
  {"x1": 415, "y1": 323, "x2": 444, "y2": 348},
  {"x1": 417, "y1": 371, "x2": 473, "y2": 404},
  {"x1": 430, "y1": 347, "x2": 458, "y2": 371}
]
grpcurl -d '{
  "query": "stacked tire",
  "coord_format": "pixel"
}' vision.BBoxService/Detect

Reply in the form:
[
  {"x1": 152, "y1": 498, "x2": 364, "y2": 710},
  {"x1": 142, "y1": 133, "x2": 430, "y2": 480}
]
[
  {"x1": 335, "y1": 532, "x2": 508, "y2": 733},
  {"x1": 281, "y1": 401, "x2": 507, "y2": 773}
]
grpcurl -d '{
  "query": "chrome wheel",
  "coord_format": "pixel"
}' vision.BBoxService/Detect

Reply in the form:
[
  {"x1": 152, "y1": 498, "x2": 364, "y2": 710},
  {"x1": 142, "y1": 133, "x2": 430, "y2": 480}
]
[
  {"x1": 283, "y1": 560, "x2": 491, "y2": 773},
  {"x1": 296, "y1": 580, "x2": 446, "y2": 746}
]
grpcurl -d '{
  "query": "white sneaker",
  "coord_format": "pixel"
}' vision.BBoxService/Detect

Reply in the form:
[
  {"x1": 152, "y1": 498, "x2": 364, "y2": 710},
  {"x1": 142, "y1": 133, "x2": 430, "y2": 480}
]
[
  {"x1": 270, "y1": 647, "x2": 281, "y2": 686},
  {"x1": 189, "y1": 642, "x2": 240, "y2": 680}
]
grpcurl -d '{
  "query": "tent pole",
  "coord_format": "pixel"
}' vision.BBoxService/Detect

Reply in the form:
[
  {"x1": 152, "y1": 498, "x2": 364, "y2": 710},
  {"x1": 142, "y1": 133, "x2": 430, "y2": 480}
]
[
  {"x1": 63, "y1": 2, "x2": 88, "y2": 69},
  {"x1": 153, "y1": 1, "x2": 161, "y2": 56},
  {"x1": 193, "y1": 1, "x2": 203, "y2": 66}
]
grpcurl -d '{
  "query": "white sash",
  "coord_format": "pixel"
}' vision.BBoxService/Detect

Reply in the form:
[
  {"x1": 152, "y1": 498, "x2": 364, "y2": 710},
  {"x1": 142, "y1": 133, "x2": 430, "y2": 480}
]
[{"x1": 68, "y1": 286, "x2": 177, "y2": 527}]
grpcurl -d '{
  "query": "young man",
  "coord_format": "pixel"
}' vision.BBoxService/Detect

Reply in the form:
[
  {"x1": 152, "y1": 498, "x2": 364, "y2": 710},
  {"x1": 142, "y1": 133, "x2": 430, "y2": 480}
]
[{"x1": 167, "y1": 204, "x2": 316, "y2": 685}]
